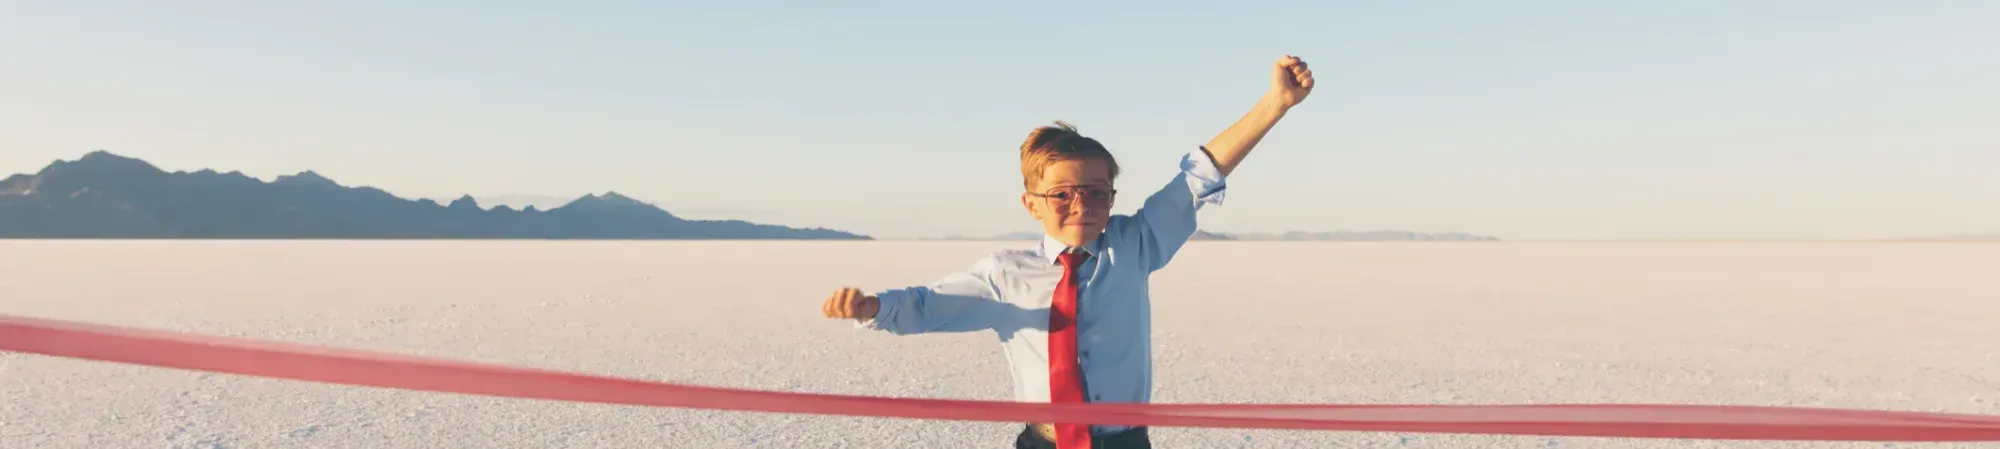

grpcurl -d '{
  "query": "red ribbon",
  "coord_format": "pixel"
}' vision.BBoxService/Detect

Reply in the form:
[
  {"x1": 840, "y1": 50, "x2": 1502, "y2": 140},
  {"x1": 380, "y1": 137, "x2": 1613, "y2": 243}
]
[{"x1": 5, "y1": 313, "x2": 1998, "y2": 441}]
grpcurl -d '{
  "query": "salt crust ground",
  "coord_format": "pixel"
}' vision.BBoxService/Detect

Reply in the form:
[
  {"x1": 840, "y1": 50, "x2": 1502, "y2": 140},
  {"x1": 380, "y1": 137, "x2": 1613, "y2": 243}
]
[{"x1": 2, "y1": 240, "x2": 1995, "y2": 449}]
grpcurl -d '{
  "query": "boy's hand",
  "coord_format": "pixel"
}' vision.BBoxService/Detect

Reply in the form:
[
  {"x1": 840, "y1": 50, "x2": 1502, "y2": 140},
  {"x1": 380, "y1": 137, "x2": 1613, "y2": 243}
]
[
  {"x1": 821, "y1": 287, "x2": 879, "y2": 322},
  {"x1": 1268, "y1": 55, "x2": 1314, "y2": 109}
]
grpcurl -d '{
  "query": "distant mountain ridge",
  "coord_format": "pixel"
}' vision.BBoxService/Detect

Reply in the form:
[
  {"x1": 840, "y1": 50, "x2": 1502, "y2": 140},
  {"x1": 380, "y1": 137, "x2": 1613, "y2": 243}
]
[
  {"x1": 939, "y1": 229, "x2": 1498, "y2": 241},
  {"x1": 0, "y1": 151, "x2": 868, "y2": 240},
  {"x1": 1217, "y1": 230, "x2": 1499, "y2": 241},
  {"x1": 1912, "y1": 234, "x2": 2000, "y2": 241}
]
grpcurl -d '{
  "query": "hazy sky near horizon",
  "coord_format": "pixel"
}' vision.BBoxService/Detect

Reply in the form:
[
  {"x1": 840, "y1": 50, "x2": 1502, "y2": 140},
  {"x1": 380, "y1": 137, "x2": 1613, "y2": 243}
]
[{"x1": 5, "y1": 1, "x2": 1996, "y2": 240}]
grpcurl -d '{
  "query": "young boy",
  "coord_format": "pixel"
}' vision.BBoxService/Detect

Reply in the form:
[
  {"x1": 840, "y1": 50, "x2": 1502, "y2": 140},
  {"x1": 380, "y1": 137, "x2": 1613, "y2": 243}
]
[{"x1": 821, "y1": 55, "x2": 1315, "y2": 449}]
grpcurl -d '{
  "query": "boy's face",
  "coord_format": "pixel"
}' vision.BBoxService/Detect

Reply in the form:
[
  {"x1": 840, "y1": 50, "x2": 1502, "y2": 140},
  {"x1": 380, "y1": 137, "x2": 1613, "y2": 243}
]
[{"x1": 1021, "y1": 159, "x2": 1116, "y2": 248}]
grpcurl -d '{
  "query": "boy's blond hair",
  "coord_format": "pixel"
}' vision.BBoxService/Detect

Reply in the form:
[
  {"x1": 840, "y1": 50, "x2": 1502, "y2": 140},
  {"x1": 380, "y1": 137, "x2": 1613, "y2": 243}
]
[{"x1": 1019, "y1": 121, "x2": 1121, "y2": 191}]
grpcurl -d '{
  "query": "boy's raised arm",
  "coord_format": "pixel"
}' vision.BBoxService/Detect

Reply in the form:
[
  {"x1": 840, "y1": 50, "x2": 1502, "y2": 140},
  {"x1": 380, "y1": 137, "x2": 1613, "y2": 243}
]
[
  {"x1": 1119, "y1": 55, "x2": 1315, "y2": 271},
  {"x1": 1202, "y1": 55, "x2": 1314, "y2": 177}
]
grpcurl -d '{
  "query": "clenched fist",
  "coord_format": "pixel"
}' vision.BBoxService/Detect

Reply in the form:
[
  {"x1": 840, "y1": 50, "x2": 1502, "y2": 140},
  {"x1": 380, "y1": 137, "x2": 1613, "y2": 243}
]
[
  {"x1": 1269, "y1": 55, "x2": 1314, "y2": 108},
  {"x1": 821, "y1": 287, "x2": 879, "y2": 322}
]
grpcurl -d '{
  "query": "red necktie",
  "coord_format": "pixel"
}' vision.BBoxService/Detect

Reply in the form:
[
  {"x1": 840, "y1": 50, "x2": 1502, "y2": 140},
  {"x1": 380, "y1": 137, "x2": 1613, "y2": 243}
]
[{"x1": 1048, "y1": 251, "x2": 1091, "y2": 448}]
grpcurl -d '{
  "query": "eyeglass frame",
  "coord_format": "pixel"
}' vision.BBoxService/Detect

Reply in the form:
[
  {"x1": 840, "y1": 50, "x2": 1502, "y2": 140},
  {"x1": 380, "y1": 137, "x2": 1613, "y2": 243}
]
[{"x1": 1026, "y1": 184, "x2": 1117, "y2": 208}]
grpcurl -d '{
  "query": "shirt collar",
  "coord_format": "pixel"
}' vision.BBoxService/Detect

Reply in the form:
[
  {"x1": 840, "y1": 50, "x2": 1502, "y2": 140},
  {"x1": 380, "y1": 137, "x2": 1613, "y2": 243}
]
[{"x1": 1038, "y1": 233, "x2": 1100, "y2": 265}]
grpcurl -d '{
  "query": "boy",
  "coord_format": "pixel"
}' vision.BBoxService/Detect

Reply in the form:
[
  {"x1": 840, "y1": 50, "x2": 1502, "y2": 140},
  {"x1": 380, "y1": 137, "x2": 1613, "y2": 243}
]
[{"x1": 821, "y1": 55, "x2": 1315, "y2": 449}]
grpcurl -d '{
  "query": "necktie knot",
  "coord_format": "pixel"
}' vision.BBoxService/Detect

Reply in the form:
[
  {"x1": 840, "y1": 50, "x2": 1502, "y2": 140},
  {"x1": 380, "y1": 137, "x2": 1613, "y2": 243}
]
[{"x1": 1057, "y1": 251, "x2": 1084, "y2": 270}]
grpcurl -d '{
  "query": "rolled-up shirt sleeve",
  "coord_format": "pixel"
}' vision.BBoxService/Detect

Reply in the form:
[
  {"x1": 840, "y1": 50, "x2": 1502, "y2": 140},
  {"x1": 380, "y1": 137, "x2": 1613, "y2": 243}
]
[{"x1": 1116, "y1": 146, "x2": 1228, "y2": 272}]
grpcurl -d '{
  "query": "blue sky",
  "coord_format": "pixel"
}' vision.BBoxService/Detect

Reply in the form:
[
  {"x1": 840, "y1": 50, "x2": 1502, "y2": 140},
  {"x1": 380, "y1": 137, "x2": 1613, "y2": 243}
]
[{"x1": 4, "y1": 1, "x2": 1995, "y2": 240}]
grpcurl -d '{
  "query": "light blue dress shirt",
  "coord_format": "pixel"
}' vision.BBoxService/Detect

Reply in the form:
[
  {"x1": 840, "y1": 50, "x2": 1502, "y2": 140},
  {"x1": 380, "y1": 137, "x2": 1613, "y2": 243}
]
[{"x1": 858, "y1": 146, "x2": 1228, "y2": 435}]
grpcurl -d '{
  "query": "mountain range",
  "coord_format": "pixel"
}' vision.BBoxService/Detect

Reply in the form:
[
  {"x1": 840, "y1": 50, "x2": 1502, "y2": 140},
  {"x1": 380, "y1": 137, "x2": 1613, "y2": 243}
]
[
  {"x1": 0, "y1": 151, "x2": 867, "y2": 240},
  {"x1": 943, "y1": 229, "x2": 1500, "y2": 242},
  {"x1": 1205, "y1": 230, "x2": 1500, "y2": 241}
]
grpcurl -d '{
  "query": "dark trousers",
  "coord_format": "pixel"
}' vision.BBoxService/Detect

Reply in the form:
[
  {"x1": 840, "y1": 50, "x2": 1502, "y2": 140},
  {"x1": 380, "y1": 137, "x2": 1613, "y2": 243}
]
[{"x1": 1014, "y1": 425, "x2": 1150, "y2": 449}]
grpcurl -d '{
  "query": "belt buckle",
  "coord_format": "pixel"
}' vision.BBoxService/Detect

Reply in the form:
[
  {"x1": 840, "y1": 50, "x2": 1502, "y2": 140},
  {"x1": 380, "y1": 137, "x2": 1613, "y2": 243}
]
[{"x1": 1033, "y1": 423, "x2": 1058, "y2": 441}]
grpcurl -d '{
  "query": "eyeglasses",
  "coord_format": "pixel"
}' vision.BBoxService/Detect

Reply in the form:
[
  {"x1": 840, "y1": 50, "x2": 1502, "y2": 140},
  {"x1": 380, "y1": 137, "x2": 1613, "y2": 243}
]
[{"x1": 1029, "y1": 185, "x2": 1116, "y2": 207}]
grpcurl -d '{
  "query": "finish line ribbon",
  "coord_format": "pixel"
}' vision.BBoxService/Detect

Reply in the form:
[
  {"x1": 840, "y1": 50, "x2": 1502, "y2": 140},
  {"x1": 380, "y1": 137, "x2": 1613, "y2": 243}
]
[{"x1": 5, "y1": 313, "x2": 1999, "y2": 442}]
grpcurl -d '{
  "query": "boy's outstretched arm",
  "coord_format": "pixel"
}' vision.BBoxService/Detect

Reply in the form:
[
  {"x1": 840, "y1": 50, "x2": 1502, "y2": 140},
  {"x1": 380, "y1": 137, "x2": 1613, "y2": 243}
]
[
  {"x1": 1203, "y1": 55, "x2": 1315, "y2": 177},
  {"x1": 819, "y1": 256, "x2": 1006, "y2": 335}
]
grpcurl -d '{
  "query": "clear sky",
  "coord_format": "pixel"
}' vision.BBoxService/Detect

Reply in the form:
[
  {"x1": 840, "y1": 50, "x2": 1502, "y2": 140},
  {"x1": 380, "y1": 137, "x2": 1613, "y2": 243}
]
[{"x1": 5, "y1": 1, "x2": 1996, "y2": 240}]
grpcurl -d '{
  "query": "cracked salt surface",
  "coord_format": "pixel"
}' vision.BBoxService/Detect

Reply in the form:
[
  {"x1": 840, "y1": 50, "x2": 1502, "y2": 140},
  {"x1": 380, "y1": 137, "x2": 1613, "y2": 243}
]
[{"x1": 2, "y1": 240, "x2": 1996, "y2": 448}]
